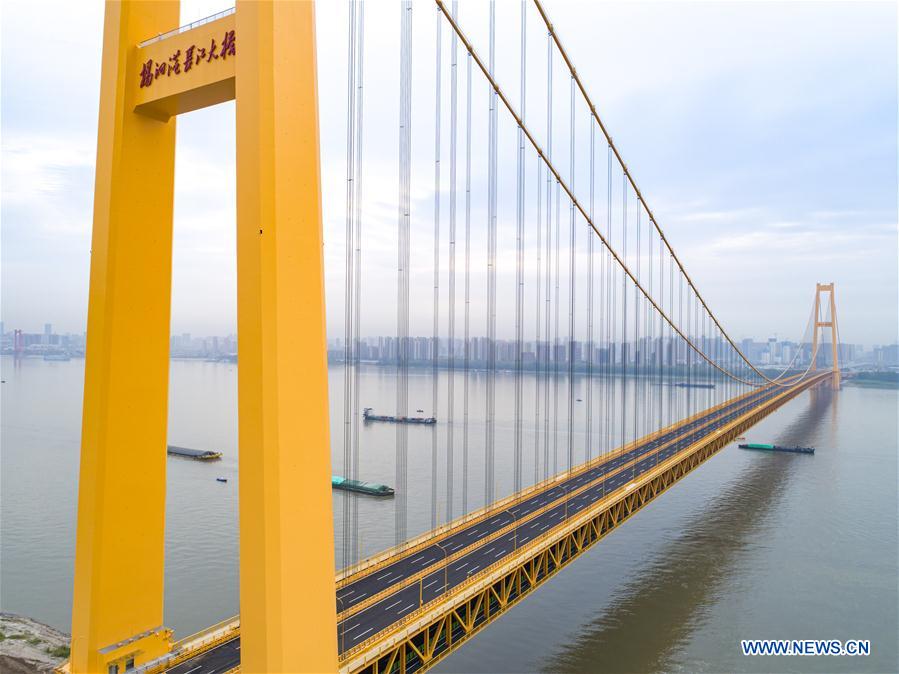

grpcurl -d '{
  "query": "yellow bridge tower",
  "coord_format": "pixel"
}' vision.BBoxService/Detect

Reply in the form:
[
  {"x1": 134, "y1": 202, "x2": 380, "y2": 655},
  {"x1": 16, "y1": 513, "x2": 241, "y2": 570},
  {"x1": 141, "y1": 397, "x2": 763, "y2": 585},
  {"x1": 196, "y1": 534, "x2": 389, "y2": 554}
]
[
  {"x1": 70, "y1": 2, "x2": 337, "y2": 672},
  {"x1": 811, "y1": 282, "x2": 841, "y2": 389}
]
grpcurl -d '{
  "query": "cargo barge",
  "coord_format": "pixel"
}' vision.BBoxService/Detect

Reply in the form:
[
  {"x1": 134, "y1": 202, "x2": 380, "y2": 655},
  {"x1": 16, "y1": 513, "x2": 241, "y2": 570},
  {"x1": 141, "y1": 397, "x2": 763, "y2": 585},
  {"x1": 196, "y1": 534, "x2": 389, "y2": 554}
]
[
  {"x1": 675, "y1": 382, "x2": 715, "y2": 389},
  {"x1": 332, "y1": 476, "x2": 395, "y2": 496},
  {"x1": 167, "y1": 445, "x2": 223, "y2": 461},
  {"x1": 738, "y1": 443, "x2": 815, "y2": 455},
  {"x1": 363, "y1": 407, "x2": 436, "y2": 425}
]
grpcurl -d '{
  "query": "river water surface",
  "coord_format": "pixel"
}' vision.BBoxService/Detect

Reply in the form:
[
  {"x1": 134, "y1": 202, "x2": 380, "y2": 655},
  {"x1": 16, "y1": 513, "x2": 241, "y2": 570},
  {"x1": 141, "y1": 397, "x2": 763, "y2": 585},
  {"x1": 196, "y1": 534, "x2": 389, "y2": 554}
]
[{"x1": 1, "y1": 356, "x2": 896, "y2": 672}]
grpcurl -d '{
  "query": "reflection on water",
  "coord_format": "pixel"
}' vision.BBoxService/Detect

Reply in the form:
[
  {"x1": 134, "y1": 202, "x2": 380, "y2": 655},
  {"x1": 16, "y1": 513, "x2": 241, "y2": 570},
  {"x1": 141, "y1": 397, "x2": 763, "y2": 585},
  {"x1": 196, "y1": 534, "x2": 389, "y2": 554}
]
[
  {"x1": 1, "y1": 358, "x2": 896, "y2": 673},
  {"x1": 434, "y1": 384, "x2": 897, "y2": 674},
  {"x1": 544, "y1": 388, "x2": 834, "y2": 674}
]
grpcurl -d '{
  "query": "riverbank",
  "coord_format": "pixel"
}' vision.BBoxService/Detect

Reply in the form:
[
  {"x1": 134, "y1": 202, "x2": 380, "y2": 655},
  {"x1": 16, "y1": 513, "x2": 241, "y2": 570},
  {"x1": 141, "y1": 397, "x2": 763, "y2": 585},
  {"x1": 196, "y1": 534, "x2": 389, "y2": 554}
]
[{"x1": 0, "y1": 613, "x2": 69, "y2": 673}]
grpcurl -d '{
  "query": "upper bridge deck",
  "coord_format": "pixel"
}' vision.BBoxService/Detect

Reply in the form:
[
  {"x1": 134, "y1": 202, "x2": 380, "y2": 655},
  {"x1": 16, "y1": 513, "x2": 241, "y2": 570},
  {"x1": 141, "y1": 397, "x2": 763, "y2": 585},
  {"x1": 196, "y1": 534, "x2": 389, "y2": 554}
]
[{"x1": 153, "y1": 372, "x2": 830, "y2": 674}]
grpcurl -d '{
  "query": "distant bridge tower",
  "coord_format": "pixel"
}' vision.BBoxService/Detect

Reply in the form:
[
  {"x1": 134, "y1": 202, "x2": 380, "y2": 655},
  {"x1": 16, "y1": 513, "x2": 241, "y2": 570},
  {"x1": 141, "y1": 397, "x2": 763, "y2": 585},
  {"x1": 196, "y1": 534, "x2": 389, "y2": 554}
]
[
  {"x1": 811, "y1": 283, "x2": 841, "y2": 389},
  {"x1": 70, "y1": 2, "x2": 337, "y2": 673}
]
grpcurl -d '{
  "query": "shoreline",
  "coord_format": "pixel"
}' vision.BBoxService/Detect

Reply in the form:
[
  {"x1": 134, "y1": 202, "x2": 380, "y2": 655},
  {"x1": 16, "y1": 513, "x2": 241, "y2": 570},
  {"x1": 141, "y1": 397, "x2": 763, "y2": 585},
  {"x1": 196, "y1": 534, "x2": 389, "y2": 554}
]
[{"x1": 0, "y1": 613, "x2": 69, "y2": 674}]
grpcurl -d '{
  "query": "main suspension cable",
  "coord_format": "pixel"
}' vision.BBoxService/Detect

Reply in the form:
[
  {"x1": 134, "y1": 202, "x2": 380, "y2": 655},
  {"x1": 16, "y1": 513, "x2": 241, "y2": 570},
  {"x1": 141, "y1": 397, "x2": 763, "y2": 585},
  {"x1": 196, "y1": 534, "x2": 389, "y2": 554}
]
[
  {"x1": 433, "y1": 0, "x2": 800, "y2": 389},
  {"x1": 530, "y1": 0, "x2": 805, "y2": 386}
]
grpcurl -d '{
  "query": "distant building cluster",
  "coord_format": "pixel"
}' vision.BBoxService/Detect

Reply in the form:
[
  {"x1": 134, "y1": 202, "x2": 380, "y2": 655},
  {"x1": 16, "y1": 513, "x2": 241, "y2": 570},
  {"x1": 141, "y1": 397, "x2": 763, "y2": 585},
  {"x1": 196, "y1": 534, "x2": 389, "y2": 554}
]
[
  {"x1": 0, "y1": 323, "x2": 86, "y2": 359},
  {"x1": 1, "y1": 322, "x2": 896, "y2": 371},
  {"x1": 326, "y1": 335, "x2": 898, "y2": 371},
  {"x1": 169, "y1": 333, "x2": 237, "y2": 361},
  {"x1": 0, "y1": 323, "x2": 236, "y2": 363}
]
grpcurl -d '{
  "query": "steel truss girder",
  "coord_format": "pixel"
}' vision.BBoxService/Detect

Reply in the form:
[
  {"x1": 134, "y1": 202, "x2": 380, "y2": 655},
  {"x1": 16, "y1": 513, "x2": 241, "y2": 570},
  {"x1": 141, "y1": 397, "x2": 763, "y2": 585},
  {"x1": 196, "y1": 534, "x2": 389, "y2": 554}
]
[{"x1": 346, "y1": 374, "x2": 827, "y2": 674}]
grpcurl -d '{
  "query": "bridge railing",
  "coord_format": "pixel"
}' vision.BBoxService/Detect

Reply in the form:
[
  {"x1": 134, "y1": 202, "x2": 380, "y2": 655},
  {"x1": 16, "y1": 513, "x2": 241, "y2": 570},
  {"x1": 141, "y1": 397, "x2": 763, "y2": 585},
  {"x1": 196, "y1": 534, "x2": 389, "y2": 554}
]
[
  {"x1": 139, "y1": 616, "x2": 241, "y2": 673},
  {"x1": 339, "y1": 375, "x2": 824, "y2": 666},
  {"x1": 336, "y1": 380, "x2": 767, "y2": 589},
  {"x1": 338, "y1": 446, "x2": 656, "y2": 665},
  {"x1": 138, "y1": 7, "x2": 235, "y2": 47}
]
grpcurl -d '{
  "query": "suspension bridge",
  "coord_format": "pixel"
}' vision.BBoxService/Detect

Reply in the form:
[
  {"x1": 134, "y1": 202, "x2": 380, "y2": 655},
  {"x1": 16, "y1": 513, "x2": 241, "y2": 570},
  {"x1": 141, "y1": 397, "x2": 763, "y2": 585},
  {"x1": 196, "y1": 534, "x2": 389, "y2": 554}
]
[{"x1": 66, "y1": 2, "x2": 842, "y2": 673}]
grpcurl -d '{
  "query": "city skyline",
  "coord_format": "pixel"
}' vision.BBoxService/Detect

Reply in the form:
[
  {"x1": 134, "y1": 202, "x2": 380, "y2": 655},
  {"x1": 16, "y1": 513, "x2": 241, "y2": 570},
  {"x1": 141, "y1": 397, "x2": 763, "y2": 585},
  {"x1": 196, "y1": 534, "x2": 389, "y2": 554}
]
[{"x1": 4, "y1": 321, "x2": 894, "y2": 368}]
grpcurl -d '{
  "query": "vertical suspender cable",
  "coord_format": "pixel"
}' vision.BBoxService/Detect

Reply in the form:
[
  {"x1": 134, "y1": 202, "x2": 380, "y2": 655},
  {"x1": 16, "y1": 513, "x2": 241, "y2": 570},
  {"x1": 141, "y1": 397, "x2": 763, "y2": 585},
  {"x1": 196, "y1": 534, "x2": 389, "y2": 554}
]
[
  {"x1": 446, "y1": 0, "x2": 458, "y2": 523},
  {"x1": 535, "y1": 155, "x2": 543, "y2": 483},
  {"x1": 351, "y1": 0, "x2": 365, "y2": 565},
  {"x1": 342, "y1": 0, "x2": 357, "y2": 570},
  {"x1": 606, "y1": 146, "x2": 613, "y2": 493},
  {"x1": 396, "y1": 0, "x2": 412, "y2": 547},
  {"x1": 658, "y1": 225, "x2": 663, "y2": 467},
  {"x1": 633, "y1": 203, "x2": 640, "y2": 473},
  {"x1": 567, "y1": 73, "x2": 576, "y2": 472},
  {"x1": 622, "y1": 180, "x2": 629, "y2": 480},
  {"x1": 485, "y1": 0, "x2": 497, "y2": 507},
  {"x1": 587, "y1": 112, "x2": 595, "y2": 463},
  {"x1": 514, "y1": 0, "x2": 526, "y2": 496},
  {"x1": 678, "y1": 270, "x2": 683, "y2": 421},
  {"x1": 432, "y1": 1, "x2": 442, "y2": 531},
  {"x1": 543, "y1": 31, "x2": 553, "y2": 480},
  {"x1": 462, "y1": 44, "x2": 472, "y2": 515},
  {"x1": 553, "y1": 121, "x2": 561, "y2": 474}
]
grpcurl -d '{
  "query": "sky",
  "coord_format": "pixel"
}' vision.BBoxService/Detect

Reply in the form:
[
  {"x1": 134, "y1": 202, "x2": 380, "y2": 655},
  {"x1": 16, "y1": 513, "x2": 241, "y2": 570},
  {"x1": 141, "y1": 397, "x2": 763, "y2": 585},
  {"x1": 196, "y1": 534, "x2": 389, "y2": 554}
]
[{"x1": 1, "y1": 0, "x2": 897, "y2": 347}]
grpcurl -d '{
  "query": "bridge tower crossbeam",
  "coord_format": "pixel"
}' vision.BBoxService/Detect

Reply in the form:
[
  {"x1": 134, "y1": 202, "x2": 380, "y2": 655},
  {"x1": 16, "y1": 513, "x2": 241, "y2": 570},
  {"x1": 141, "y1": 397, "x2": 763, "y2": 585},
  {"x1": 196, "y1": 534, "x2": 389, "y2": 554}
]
[
  {"x1": 811, "y1": 283, "x2": 841, "y2": 389},
  {"x1": 68, "y1": 2, "x2": 337, "y2": 673}
]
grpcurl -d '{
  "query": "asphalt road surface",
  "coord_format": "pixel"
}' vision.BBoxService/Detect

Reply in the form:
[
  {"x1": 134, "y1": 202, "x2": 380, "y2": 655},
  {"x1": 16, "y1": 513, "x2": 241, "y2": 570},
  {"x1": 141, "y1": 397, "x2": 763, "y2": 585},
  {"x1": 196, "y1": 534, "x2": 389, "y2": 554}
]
[{"x1": 167, "y1": 383, "x2": 786, "y2": 672}]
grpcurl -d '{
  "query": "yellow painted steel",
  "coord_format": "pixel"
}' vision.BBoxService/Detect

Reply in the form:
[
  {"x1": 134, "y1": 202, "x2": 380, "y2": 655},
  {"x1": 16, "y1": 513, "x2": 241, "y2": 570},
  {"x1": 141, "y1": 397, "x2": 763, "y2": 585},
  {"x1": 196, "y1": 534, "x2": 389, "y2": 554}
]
[
  {"x1": 71, "y1": 2, "x2": 179, "y2": 672},
  {"x1": 341, "y1": 373, "x2": 831, "y2": 674},
  {"x1": 812, "y1": 283, "x2": 841, "y2": 389},
  {"x1": 71, "y1": 1, "x2": 336, "y2": 672},
  {"x1": 235, "y1": 1, "x2": 338, "y2": 672},
  {"x1": 133, "y1": 13, "x2": 236, "y2": 121}
]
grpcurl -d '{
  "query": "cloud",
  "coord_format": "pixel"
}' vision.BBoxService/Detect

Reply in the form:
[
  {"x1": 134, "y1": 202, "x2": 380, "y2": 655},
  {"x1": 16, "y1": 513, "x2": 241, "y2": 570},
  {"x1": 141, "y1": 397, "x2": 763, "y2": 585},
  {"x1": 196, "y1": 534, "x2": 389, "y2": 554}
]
[
  {"x1": 1, "y1": 133, "x2": 96, "y2": 237},
  {"x1": 1, "y1": 0, "x2": 896, "y2": 346}
]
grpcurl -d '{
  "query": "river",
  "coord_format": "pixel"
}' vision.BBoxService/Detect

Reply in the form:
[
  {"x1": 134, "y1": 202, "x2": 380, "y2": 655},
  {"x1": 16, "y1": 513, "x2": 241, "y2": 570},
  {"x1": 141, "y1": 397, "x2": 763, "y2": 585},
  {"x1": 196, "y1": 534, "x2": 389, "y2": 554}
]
[{"x1": 1, "y1": 356, "x2": 896, "y2": 672}]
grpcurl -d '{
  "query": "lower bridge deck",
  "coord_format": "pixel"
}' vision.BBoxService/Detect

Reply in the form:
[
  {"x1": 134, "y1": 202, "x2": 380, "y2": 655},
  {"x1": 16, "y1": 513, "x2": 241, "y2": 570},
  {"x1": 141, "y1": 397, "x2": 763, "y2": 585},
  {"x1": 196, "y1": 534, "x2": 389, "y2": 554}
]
[{"x1": 162, "y1": 375, "x2": 829, "y2": 674}]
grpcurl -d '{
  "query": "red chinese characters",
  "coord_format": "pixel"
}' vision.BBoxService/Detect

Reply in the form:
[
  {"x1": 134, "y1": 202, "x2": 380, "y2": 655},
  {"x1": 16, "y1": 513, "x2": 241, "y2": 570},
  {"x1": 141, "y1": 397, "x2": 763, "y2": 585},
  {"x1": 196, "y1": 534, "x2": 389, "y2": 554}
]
[{"x1": 138, "y1": 30, "x2": 236, "y2": 89}]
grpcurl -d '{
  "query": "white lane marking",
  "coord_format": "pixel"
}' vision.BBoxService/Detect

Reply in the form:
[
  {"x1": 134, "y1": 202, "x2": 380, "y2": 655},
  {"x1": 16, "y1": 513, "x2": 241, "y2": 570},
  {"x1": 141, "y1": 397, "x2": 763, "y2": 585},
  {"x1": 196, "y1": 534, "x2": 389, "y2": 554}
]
[
  {"x1": 456, "y1": 562, "x2": 468, "y2": 571},
  {"x1": 494, "y1": 551, "x2": 504, "y2": 558},
  {"x1": 484, "y1": 546, "x2": 495, "y2": 554},
  {"x1": 345, "y1": 623, "x2": 361, "y2": 633},
  {"x1": 356, "y1": 592, "x2": 367, "y2": 599},
  {"x1": 469, "y1": 565, "x2": 479, "y2": 572},
  {"x1": 357, "y1": 627, "x2": 373, "y2": 638},
  {"x1": 235, "y1": 645, "x2": 240, "y2": 650},
  {"x1": 376, "y1": 571, "x2": 393, "y2": 580},
  {"x1": 423, "y1": 579, "x2": 438, "y2": 589},
  {"x1": 402, "y1": 603, "x2": 416, "y2": 612},
  {"x1": 183, "y1": 667, "x2": 202, "y2": 674},
  {"x1": 385, "y1": 599, "x2": 403, "y2": 610},
  {"x1": 342, "y1": 589, "x2": 356, "y2": 597},
  {"x1": 410, "y1": 555, "x2": 426, "y2": 564}
]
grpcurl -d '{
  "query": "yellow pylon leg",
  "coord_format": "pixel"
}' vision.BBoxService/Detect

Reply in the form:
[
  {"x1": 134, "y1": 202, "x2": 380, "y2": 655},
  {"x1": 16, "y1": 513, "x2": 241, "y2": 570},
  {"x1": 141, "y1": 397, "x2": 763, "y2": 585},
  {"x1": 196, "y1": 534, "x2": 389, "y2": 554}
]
[
  {"x1": 236, "y1": 2, "x2": 338, "y2": 672},
  {"x1": 70, "y1": 2, "x2": 179, "y2": 672},
  {"x1": 812, "y1": 283, "x2": 841, "y2": 390}
]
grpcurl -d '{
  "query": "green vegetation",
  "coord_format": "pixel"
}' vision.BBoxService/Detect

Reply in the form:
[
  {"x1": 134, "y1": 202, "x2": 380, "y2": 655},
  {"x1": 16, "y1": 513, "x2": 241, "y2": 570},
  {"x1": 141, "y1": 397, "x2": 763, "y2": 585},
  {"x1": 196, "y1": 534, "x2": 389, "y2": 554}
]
[
  {"x1": 27, "y1": 636, "x2": 43, "y2": 646},
  {"x1": 0, "y1": 631, "x2": 5, "y2": 641},
  {"x1": 846, "y1": 371, "x2": 899, "y2": 389},
  {"x1": 46, "y1": 645, "x2": 71, "y2": 659},
  {"x1": 6, "y1": 633, "x2": 29, "y2": 640}
]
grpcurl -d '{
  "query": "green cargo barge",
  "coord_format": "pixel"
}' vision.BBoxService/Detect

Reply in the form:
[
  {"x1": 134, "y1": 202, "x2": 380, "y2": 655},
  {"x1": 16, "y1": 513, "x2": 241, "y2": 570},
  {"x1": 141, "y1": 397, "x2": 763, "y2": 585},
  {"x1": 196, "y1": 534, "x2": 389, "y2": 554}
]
[
  {"x1": 167, "y1": 445, "x2": 222, "y2": 461},
  {"x1": 738, "y1": 443, "x2": 815, "y2": 455},
  {"x1": 332, "y1": 476, "x2": 395, "y2": 496}
]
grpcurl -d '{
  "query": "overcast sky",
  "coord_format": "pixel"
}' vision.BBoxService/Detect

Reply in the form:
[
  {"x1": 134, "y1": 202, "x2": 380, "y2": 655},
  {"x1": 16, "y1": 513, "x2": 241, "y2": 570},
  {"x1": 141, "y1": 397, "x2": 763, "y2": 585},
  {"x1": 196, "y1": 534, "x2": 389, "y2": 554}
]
[{"x1": 2, "y1": 1, "x2": 896, "y2": 346}]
